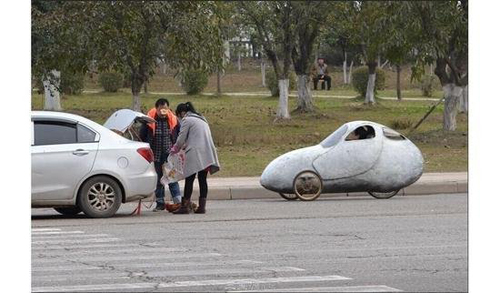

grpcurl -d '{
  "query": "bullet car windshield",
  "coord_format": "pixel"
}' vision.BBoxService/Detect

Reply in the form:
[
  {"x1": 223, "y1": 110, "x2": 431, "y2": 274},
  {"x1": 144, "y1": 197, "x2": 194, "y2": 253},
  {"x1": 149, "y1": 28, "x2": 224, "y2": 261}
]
[{"x1": 320, "y1": 124, "x2": 348, "y2": 148}]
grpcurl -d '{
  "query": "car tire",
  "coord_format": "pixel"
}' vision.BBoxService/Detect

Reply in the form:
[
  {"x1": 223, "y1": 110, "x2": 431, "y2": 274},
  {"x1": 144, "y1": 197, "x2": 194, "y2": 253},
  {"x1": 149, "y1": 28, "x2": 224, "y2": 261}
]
[
  {"x1": 77, "y1": 176, "x2": 122, "y2": 218},
  {"x1": 293, "y1": 171, "x2": 323, "y2": 201},
  {"x1": 279, "y1": 193, "x2": 299, "y2": 201},
  {"x1": 54, "y1": 207, "x2": 82, "y2": 216},
  {"x1": 368, "y1": 189, "x2": 400, "y2": 199}
]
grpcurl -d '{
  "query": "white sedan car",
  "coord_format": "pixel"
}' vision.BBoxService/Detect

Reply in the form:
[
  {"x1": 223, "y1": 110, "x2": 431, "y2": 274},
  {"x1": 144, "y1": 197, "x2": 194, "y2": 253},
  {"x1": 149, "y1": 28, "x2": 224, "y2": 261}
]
[{"x1": 31, "y1": 110, "x2": 157, "y2": 218}]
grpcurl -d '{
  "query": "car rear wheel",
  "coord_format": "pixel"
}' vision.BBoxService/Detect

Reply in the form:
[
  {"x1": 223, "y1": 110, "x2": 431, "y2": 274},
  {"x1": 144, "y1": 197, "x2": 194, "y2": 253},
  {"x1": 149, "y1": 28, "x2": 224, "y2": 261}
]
[
  {"x1": 77, "y1": 176, "x2": 122, "y2": 218},
  {"x1": 54, "y1": 207, "x2": 81, "y2": 216},
  {"x1": 279, "y1": 193, "x2": 299, "y2": 201},
  {"x1": 294, "y1": 171, "x2": 323, "y2": 201},
  {"x1": 368, "y1": 190, "x2": 400, "y2": 199}
]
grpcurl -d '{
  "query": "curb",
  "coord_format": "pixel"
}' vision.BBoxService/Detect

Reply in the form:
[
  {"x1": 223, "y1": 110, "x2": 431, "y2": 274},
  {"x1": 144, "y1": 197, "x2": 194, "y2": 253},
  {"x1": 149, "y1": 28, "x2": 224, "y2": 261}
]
[{"x1": 191, "y1": 176, "x2": 468, "y2": 201}]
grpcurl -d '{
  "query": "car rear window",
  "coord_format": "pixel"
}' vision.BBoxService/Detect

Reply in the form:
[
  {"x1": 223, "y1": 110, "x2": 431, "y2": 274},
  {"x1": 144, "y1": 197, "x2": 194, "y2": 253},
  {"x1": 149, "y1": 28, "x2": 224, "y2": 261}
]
[
  {"x1": 77, "y1": 124, "x2": 97, "y2": 143},
  {"x1": 383, "y1": 127, "x2": 406, "y2": 140}
]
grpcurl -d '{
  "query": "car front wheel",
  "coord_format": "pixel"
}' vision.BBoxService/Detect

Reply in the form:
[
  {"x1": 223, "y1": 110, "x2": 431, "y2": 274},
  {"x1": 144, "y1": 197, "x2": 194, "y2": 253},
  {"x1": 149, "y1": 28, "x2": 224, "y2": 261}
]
[
  {"x1": 77, "y1": 176, "x2": 122, "y2": 218},
  {"x1": 294, "y1": 171, "x2": 323, "y2": 201}
]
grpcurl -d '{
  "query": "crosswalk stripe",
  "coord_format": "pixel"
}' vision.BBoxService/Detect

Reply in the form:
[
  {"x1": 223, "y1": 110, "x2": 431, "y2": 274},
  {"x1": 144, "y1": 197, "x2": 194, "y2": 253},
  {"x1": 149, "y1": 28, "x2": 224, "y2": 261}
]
[
  {"x1": 228, "y1": 285, "x2": 403, "y2": 292},
  {"x1": 31, "y1": 252, "x2": 222, "y2": 265},
  {"x1": 33, "y1": 266, "x2": 305, "y2": 281},
  {"x1": 32, "y1": 231, "x2": 84, "y2": 235},
  {"x1": 32, "y1": 260, "x2": 264, "y2": 272},
  {"x1": 157, "y1": 275, "x2": 351, "y2": 288},
  {"x1": 32, "y1": 238, "x2": 120, "y2": 245},
  {"x1": 32, "y1": 243, "x2": 140, "y2": 251},
  {"x1": 32, "y1": 275, "x2": 351, "y2": 292},
  {"x1": 33, "y1": 247, "x2": 185, "y2": 256},
  {"x1": 32, "y1": 234, "x2": 109, "y2": 240},
  {"x1": 32, "y1": 283, "x2": 155, "y2": 292},
  {"x1": 32, "y1": 228, "x2": 61, "y2": 232}
]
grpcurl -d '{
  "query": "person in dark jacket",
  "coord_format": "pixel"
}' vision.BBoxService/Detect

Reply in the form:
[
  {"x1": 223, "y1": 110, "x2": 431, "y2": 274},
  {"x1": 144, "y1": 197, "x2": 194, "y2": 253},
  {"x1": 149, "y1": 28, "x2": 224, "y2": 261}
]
[{"x1": 140, "y1": 98, "x2": 182, "y2": 212}]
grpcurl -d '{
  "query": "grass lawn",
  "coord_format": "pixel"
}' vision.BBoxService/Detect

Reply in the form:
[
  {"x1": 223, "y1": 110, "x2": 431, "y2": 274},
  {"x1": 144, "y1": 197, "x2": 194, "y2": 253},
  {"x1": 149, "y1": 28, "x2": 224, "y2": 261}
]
[{"x1": 32, "y1": 91, "x2": 467, "y2": 177}]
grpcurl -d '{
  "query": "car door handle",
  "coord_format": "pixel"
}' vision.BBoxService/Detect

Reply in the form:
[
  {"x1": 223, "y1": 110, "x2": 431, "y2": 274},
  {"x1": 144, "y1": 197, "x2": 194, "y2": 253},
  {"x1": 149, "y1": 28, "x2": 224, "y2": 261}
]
[{"x1": 72, "y1": 149, "x2": 89, "y2": 156}]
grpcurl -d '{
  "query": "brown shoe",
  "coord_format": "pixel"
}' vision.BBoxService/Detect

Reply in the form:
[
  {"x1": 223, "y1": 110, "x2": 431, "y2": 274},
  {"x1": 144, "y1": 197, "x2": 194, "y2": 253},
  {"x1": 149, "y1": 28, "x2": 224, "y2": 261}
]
[
  {"x1": 173, "y1": 198, "x2": 191, "y2": 214},
  {"x1": 166, "y1": 203, "x2": 181, "y2": 213}
]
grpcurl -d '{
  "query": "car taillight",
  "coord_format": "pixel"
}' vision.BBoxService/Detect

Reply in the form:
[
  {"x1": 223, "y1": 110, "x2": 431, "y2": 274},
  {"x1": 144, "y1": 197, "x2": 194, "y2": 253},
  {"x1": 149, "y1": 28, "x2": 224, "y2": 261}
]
[{"x1": 137, "y1": 147, "x2": 154, "y2": 163}]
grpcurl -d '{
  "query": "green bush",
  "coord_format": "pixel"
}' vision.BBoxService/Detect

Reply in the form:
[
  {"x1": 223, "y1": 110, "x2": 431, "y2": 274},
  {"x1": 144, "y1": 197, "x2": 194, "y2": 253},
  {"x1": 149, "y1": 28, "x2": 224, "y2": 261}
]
[
  {"x1": 179, "y1": 69, "x2": 209, "y2": 95},
  {"x1": 265, "y1": 71, "x2": 297, "y2": 97},
  {"x1": 420, "y1": 75, "x2": 436, "y2": 97},
  {"x1": 99, "y1": 72, "x2": 124, "y2": 92},
  {"x1": 60, "y1": 72, "x2": 84, "y2": 95},
  {"x1": 351, "y1": 66, "x2": 386, "y2": 98},
  {"x1": 389, "y1": 118, "x2": 413, "y2": 130}
]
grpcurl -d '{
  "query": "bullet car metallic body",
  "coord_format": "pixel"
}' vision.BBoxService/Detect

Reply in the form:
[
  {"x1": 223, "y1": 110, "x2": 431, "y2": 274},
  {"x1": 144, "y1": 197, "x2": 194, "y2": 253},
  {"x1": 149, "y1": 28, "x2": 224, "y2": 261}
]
[{"x1": 260, "y1": 121, "x2": 424, "y2": 200}]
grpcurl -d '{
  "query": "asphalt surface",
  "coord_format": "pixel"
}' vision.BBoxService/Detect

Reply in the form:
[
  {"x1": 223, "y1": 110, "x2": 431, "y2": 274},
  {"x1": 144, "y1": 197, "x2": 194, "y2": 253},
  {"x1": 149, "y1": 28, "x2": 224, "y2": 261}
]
[{"x1": 31, "y1": 193, "x2": 467, "y2": 292}]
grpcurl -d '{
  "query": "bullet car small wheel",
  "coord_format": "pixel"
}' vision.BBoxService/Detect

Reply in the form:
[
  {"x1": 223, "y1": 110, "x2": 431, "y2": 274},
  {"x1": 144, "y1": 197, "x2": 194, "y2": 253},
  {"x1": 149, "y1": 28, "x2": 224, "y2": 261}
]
[
  {"x1": 294, "y1": 171, "x2": 323, "y2": 201},
  {"x1": 279, "y1": 193, "x2": 299, "y2": 201},
  {"x1": 368, "y1": 190, "x2": 400, "y2": 199},
  {"x1": 77, "y1": 176, "x2": 122, "y2": 218},
  {"x1": 54, "y1": 207, "x2": 82, "y2": 216}
]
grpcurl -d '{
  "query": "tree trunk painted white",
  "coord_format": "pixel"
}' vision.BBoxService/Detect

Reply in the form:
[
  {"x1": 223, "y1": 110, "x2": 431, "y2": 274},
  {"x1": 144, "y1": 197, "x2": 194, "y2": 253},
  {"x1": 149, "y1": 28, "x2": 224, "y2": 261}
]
[
  {"x1": 396, "y1": 64, "x2": 402, "y2": 101},
  {"x1": 365, "y1": 73, "x2": 376, "y2": 104},
  {"x1": 224, "y1": 41, "x2": 231, "y2": 61},
  {"x1": 217, "y1": 66, "x2": 222, "y2": 95},
  {"x1": 377, "y1": 55, "x2": 381, "y2": 67},
  {"x1": 296, "y1": 75, "x2": 314, "y2": 113},
  {"x1": 459, "y1": 85, "x2": 468, "y2": 113},
  {"x1": 160, "y1": 62, "x2": 167, "y2": 75},
  {"x1": 276, "y1": 79, "x2": 291, "y2": 119},
  {"x1": 442, "y1": 84, "x2": 464, "y2": 131},
  {"x1": 348, "y1": 60, "x2": 354, "y2": 84},
  {"x1": 132, "y1": 94, "x2": 141, "y2": 112},
  {"x1": 261, "y1": 59, "x2": 266, "y2": 87},
  {"x1": 343, "y1": 52, "x2": 348, "y2": 84},
  {"x1": 237, "y1": 51, "x2": 241, "y2": 71},
  {"x1": 43, "y1": 70, "x2": 62, "y2": 111}
]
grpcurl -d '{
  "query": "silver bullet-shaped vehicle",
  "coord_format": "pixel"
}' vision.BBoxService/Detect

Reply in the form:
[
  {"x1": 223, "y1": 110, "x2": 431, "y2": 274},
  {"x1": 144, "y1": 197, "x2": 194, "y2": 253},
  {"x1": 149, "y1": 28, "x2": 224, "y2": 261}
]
[{"x1": 260, "y1": 121, "x2": 424, "y2": 201}]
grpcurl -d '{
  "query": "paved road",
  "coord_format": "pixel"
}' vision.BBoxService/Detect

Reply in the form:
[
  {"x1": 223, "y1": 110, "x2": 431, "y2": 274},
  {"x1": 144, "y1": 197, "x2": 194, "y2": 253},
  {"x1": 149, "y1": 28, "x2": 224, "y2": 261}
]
[{"x1": 31, "y1": 193, "x2": 467, "y2": 292}]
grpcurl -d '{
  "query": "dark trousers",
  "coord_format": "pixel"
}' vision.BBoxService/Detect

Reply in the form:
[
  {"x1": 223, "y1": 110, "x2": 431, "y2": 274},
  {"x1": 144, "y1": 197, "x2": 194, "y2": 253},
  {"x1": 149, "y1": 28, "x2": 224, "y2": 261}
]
[
  {"x1": 313, "y1": 75, "x2": 332, "y2": 90},
  {"x1": 183, "y1": 170, "x2": 209, "y2": 201}
]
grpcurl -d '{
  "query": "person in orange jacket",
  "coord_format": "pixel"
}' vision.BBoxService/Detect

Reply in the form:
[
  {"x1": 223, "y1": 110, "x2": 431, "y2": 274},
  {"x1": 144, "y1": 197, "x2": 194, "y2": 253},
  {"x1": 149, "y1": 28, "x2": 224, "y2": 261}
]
[{"x1": 140, "y1": 98, "x2": 182, "y2": 212}]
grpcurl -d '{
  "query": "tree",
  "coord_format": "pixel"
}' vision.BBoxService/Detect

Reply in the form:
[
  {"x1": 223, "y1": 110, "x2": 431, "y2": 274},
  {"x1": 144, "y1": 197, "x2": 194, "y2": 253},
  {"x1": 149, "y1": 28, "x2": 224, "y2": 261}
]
[
  {"x1": 384, "y1": 2, "x2": 418, "y2": 101},
  {"x1": 84, "y1": 1, "x2": 224, "y2": 111},
  {"x1": 32, "y1": 0, "x2": 91, "y2": 110},
  {"x1": 238, "y1": 1, "x2": 294, "y2": 120},
  {"x1": 409, "y1": 1, "x2": 468, "y2": 131},
  {"x1": 290, "y1": 1, "x2": 333, "y2": 113},
  {"x1": 342, "y1": 1, "x2": 392, "y2": 104}
]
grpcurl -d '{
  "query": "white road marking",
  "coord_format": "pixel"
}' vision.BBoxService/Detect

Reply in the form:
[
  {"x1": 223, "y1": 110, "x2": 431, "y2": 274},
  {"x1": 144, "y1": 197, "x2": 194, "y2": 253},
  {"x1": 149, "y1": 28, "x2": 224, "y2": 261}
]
[
  {"x1": 32, "y1": 275, "x2": 351, "y2": 292},
  {"x1": 31, "y1": 243, "x2": 139, "y2": 251},
  {"x1": 31, "y1": 231, "x2": 84, "y2": 235},
  {"x1": 32, "y1": 228, "x2": 61, "y2": 232},
  {"x1": 31, "y1": 234, "x2": 109, "y2": 240},
  {"x1": 229, "y1": 285, "x2": 403, "y2": 292},
  {"x1": 33, "y1": 266, "x2": 305, "y2": 281},
  {"x1": 31, "y1": 252, "x2": 222, "y2": 265},
  {"x1": 32, "y1": 283, "x2": 156, "y2": 292},
  {"x1": 32, "y1": 238, "x2": 120, "y2": 245},
  {"x1": 34, "y1": 247, "x2": 184, "y2": 256},
  {"x1": 158, "y1": 275, "x2": 351, "y2": 288},
  {"x1": 32, "y1": 260, "x2": 264, "y2": 272}
]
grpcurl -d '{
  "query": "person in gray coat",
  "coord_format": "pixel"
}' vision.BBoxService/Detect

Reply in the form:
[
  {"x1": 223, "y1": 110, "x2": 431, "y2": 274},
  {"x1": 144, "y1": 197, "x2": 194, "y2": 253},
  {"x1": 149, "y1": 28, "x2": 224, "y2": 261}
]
[{"x1": 170, "y1": 102, "x2": 220, "y2": 214}]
